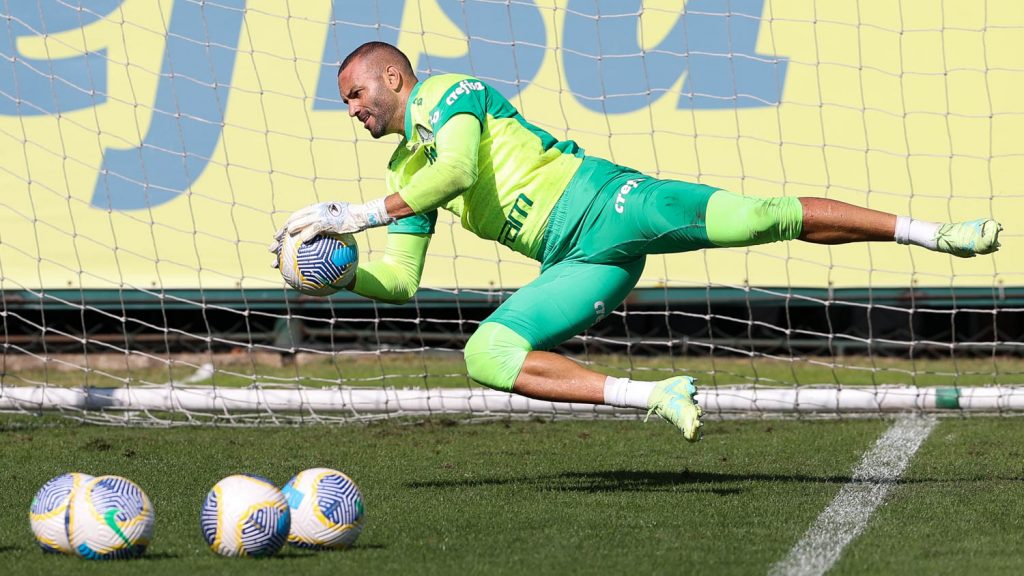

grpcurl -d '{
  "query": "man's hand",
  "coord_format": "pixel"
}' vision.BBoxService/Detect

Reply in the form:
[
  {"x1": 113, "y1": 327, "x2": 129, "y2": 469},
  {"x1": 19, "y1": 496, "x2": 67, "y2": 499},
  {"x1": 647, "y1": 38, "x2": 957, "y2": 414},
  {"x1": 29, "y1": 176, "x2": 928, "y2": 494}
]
[
  {"x1": 283, "y1": 201, "x2": 363, "y2": 245},
  {"x1": 267, "y1": 233, "x2": 287, "y2": 269},
  {"x1": 271, "y1": 198, "x2": 394, "y2": 253},
  {"x1": 268, "y1": 203, "x2": 354, "y2": 268}
]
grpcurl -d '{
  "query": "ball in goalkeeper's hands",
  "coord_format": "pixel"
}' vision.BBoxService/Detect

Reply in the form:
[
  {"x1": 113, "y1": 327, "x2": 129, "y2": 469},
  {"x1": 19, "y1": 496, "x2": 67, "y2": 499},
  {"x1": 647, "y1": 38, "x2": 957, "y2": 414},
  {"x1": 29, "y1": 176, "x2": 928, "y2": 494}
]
[{"x1": 278, "y1": 232, "x2": 358, "y2": 296}]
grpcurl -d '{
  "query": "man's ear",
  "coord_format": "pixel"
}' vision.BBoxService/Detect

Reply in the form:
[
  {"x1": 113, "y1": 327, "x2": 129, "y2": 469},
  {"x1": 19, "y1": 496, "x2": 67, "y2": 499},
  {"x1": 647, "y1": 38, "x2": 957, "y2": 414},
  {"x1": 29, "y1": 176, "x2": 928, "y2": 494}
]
[{"x1": 384, "y1": 64, "x2": 403, "y2": 92}]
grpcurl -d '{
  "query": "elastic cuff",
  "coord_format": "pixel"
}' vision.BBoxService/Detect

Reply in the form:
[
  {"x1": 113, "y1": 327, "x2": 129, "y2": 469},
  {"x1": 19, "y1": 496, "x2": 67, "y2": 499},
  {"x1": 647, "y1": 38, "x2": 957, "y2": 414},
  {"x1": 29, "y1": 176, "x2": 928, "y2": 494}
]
[{"x1": 362, "y1": 197, "x2": 395, "y2": 228}]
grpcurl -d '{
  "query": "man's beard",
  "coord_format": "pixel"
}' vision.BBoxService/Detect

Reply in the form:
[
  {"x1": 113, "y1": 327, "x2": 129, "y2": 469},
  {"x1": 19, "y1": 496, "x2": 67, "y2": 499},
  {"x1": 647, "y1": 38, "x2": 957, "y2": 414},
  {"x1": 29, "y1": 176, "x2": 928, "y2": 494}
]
[{"x1": 368, "y1": 97, "x2": 396, "y2": 139}]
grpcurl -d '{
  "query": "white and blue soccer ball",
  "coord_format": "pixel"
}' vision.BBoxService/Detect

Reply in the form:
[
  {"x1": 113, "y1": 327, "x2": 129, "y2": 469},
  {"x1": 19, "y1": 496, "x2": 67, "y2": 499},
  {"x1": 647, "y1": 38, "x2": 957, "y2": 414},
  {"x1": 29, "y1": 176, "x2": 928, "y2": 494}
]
[
  {"x1": 200, "y1": 474, "x2": 291, "y2": 557},
  {"x1": 29, "y1": 472, "x2": 94, "y2": 554},
  {"x1": 283, "y1": 467, "x2": 366, "y2": 549},
  {"x1": 278, "y1": 232, "x2": 358, "y2": 296},
  {"x1": 66, "y1": 475, "x2": 154, "y2": 559}
]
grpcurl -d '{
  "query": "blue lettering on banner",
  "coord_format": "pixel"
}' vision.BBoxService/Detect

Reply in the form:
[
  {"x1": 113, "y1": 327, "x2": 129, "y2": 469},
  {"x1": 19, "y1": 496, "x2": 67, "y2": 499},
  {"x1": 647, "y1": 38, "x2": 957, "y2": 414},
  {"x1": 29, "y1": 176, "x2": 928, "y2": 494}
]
[
  {"x1": 313, "y1": 0, "x2": 405, "y2": 109},
  {"x1": 2, "y1": 1, "x2": 787, "y2": 211},
  {"x1": 0, "y1": 1, "x2": 123, "y2": 115},
  {"x1": 562, "y1": 0, "x2": 788, "y2": 113},
  {"x1": 90, "y1": 0, "x2": 246, "y2": 210},
  {"x1": 314, "y1": 0, "x2": 545, "y2": 107},
  {"x1": 413, "y1": 0, "x2": 545, "y2": 101}
]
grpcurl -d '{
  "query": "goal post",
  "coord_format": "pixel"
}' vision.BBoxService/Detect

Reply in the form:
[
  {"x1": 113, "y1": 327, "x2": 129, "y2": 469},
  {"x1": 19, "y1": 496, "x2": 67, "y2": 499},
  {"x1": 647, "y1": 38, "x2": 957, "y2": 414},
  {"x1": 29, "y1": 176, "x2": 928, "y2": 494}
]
[
  {"x1": 1, "y1": 1, "x2": 1021, "y2": 423},
  {"x1": 1, "y1": 384, "x2": 1020, "y2": 423}
]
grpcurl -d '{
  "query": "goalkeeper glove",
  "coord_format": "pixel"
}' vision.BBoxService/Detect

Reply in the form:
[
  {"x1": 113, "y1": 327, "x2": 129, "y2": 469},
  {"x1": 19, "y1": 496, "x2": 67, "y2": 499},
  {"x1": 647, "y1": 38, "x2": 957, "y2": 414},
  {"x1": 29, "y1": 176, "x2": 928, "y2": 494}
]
[{"x1": 268, "y1": 198, "x2": 393, "y2": 267}]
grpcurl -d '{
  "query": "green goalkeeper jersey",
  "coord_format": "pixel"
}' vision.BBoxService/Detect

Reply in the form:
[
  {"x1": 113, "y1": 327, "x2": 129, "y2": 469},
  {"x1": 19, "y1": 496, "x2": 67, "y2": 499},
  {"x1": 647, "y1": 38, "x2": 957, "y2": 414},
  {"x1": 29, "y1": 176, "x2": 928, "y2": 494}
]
[{"x1": 386, "y1": 74, "x2": 584, "y2": 260}]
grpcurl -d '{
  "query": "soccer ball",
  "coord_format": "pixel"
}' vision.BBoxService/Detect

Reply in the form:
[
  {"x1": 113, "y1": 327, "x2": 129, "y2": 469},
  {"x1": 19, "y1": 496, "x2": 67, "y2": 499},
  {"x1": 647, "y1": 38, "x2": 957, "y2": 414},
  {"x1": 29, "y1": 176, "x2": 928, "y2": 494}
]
[
  {"x1": 283, "y1": 467, "x2": 366, "y2": 549},
  {"x1": 29, "y1": 472, "x2": 94, "y2": 554},
  {"x1": 200, "y1": 475, "x2": 291, "y2": 557},
  {"x1": 277, "y1": 232, "x2": 358, "y2": 296},
  {"x1": 66, "y1": 475, "x2": 154, "y2": 559}
]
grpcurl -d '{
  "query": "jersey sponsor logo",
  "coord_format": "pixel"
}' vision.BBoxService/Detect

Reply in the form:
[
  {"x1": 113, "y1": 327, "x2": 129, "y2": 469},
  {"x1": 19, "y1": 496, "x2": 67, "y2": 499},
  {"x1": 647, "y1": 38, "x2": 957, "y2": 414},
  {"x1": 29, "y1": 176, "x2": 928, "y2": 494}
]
[
  {"x1": 444, "y1": 79, "x2": 485, "y2": 106},
  {"x1": 498, "y1": 193, "x2": 534, "y2": 247},
  {"x1": 614, "y1": 178, "x2": 644, "y2": 213},
  {"x1": 415, "y1": 124, "x2": 434, "y2": 144},
  {"x1": 403, "y1": 124, "x2": 437, "y2": 163},
  {"x1": 415, "y1": 124, "x2": 437, "y2": 164}
]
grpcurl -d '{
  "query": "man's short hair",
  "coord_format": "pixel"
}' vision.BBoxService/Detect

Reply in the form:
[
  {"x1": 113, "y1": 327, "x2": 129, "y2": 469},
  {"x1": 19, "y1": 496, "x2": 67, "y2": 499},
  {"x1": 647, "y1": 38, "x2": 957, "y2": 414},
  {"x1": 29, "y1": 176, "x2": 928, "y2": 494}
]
[{"x1": 338, "y1": 41, "x2": 415, "y2": 78}]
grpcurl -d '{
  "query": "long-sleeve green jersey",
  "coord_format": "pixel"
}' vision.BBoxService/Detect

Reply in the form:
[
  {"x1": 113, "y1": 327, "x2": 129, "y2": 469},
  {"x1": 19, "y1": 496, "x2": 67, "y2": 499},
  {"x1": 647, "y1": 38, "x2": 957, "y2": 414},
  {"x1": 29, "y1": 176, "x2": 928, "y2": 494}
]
[{"x1": 386, "y1": 74, "x2": 585, "y2": 260}]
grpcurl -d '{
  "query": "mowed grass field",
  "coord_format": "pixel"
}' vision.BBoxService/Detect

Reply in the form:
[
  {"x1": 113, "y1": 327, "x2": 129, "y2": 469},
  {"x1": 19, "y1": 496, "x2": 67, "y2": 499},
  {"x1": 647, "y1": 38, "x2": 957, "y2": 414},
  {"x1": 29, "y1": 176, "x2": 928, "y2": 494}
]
[
  {"x1": 5, "y1": 353, "x2": 1024, "y2": 389},
  {"x1": 1, "y1": 414, "x2": 1023, "y2": 575}
]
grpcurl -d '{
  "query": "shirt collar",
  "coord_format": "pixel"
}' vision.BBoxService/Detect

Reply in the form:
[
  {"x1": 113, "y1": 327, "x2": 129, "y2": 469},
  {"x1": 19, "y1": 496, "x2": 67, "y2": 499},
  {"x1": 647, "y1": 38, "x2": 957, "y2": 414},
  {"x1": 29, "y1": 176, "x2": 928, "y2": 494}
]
[{"x1": 403, "y1": 81, "x2": 422, "y2": 145}]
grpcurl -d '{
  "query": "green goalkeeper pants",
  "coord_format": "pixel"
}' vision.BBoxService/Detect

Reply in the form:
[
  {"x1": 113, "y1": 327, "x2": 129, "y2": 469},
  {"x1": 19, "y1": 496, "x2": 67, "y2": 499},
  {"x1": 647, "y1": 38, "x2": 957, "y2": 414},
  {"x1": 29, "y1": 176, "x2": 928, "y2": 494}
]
[{"x1": 467, "y1": 157, "x2": 803, "y2": 391}]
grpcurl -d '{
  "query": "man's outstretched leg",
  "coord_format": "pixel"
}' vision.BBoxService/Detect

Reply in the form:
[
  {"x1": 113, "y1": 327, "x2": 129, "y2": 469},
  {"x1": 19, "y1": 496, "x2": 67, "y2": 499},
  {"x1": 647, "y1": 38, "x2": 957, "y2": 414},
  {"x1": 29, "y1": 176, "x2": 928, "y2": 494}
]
[
  {"x1": 465, "y1": 327, "x2": 704, "y2": 441},
  {"x1": 708, "y1": 194, "x2": 1002, "y2": 256},
  {"x1": 511, "y1": 349, "x2": 704, "y2": 441},
  {"x1": 462, "y1": 257, "x2": 705, "y2": 442},
  {"x1": 797, "y1": 197, "x2": 1002, "y2": 255}
]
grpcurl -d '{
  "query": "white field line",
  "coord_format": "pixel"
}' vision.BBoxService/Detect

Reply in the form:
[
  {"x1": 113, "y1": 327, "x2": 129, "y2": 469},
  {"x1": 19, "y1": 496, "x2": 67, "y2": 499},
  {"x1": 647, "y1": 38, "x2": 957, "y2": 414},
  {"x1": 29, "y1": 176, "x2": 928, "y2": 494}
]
[{"x1": 768, "y1": 415, "x2": 937, "y2": 576}]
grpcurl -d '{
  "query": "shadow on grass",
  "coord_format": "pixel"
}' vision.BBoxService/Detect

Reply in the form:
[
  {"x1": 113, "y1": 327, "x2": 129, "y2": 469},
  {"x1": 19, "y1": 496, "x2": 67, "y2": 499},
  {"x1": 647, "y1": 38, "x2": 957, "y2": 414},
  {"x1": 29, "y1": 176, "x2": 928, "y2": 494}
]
[
  {"x1": 0, "y1": 546, "x2": 179, "y2": 559},
  {"x1": 275, "y1": 543, "x2": 385, "y2": 558},
  {"x1": 406, "y1": 469, "x2": 857, "y2": 493},
  {"x1": 137, "y1": 552, "x2": 182, "y2": 560}
]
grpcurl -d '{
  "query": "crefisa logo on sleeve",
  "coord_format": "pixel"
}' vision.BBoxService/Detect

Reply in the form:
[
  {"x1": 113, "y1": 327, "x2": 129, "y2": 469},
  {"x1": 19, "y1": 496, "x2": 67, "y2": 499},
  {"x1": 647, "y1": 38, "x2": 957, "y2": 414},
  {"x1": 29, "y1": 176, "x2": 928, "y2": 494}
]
[{"x1": 445, "y1": 79, "x2": 485, "y2": 106}]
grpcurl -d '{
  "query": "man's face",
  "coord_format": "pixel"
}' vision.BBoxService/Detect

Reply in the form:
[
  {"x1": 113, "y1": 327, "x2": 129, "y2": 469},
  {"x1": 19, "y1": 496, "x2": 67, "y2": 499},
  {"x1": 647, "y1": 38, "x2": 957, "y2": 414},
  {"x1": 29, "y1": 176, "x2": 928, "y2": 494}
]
[{"x1": 338, "y1": 58, "x2": 400, "y2": 139}]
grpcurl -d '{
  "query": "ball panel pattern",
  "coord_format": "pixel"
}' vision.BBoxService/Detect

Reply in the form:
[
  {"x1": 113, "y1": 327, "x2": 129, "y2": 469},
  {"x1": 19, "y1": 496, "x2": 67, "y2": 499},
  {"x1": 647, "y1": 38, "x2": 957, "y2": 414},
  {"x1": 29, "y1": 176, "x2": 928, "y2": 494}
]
[
  {"x1": 31, "y1": 474, "x2": 76, "y2": 515},
  {"x1": 279, "y1": 233, "x2": 358, "y2": 296},
  {"x1": 239, "y1": 504, "x2": 290, "y2": 557},
  {"x1": 316, "y1": 471, "x2": 363, "y2": 527},
  {"x1": 286, "y1": 467, "x2": 365, "y2": 550},
  {"x1": 202, "y1": 475, "x2": 290, "y2": 558},
  {"x1": 75, "y1": 541, "x2": 148, "y2": 560},
  {"x1": 30, "y1": 472, "x2": 93, "y2": 554},
  {"x1": 67, "y1": 475, "x2": 153, "y2": 560},
  {"x1": 90, "y1": 477, "x2": 147, "y2": 523},
  {"x1": 296, "y1": 236, "x2": 354, "y2": 288},
  {"x1": 199, "y1": 487, "x2": 219, "y2": 547}
]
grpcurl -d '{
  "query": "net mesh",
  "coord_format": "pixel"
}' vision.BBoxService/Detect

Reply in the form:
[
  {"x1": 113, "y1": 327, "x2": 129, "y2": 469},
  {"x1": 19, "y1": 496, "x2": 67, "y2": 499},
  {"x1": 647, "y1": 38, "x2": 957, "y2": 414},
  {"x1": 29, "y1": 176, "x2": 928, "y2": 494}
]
[{"x1": 0, "y1": 0, "x2": 1021, "y2": 424}]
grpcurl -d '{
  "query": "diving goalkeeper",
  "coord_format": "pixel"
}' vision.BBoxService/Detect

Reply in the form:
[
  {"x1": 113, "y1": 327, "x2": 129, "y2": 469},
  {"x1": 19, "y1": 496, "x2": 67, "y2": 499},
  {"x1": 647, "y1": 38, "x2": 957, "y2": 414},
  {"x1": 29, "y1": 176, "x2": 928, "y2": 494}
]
[{"x1": 271, "y1": 41, "x2": 1002, "y2": 442}]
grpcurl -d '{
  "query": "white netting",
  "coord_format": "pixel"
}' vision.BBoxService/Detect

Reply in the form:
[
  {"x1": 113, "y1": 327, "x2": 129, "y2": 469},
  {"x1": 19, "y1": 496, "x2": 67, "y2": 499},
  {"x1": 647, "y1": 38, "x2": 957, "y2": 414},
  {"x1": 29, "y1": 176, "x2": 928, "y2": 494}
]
[{"x1": 0, "y1": 1, "x2": 1021, "y2": 424}]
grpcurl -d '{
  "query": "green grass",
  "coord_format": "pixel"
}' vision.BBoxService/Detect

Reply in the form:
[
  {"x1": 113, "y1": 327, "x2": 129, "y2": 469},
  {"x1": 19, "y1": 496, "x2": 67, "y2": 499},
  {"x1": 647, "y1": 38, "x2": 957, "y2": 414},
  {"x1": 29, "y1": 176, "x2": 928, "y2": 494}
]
[
  {"x1": 1, "y1": 415, "x2": 1022, "y2": 574},
  {"x1": 5, "y1": 354, "x2": 1024, "y2": 389},
  {"x1": 834, "y1": 418, "x2": 1024, "y2": 575}
]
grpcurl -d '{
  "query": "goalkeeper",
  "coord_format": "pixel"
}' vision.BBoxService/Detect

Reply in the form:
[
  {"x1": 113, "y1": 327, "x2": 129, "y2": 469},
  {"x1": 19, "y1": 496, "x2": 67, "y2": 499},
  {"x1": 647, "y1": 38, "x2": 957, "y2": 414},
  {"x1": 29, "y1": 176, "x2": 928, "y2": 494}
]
[{"x1": 271, "y1": 42, "x2": 1002, "y2": 442}]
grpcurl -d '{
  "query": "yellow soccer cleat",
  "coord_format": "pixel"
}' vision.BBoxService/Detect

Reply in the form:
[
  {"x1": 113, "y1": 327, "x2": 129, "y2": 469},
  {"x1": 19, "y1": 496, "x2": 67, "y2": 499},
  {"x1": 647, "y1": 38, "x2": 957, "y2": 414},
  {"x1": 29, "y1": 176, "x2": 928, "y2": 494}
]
[
  {"x1": 935, "y1": 219, "x2": 1003, "y2": 258},
  {"x1": 646, "y1": 376, "x2": 704, "y2": 442}
]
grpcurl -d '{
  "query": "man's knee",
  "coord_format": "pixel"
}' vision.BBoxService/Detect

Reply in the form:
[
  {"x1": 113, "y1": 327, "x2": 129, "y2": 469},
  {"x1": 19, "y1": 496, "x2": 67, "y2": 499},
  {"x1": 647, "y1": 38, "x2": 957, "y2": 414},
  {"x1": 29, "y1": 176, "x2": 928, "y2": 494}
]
[
  {"x1": 751, "y1": 197, "x2": 803, "y2": 241},
  {"x1": 707, "y1": 191, "x2": 803, "y2": 247},
  {"x1": 463, "y1": 322, "x2": 533, "y2": 392}
]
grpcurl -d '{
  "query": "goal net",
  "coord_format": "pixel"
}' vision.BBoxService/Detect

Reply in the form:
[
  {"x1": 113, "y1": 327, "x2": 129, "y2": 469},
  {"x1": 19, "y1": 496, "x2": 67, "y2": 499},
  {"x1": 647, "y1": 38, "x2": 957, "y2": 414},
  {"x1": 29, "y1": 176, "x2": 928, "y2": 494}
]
[{"x1": 1, "y1": 0, "x2": 1020, "y2": 424}]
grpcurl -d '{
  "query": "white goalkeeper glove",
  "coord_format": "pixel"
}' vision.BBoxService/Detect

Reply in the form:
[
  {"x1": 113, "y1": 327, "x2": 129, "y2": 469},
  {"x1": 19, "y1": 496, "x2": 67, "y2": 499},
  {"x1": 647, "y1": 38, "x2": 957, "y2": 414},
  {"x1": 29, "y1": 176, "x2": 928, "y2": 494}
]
[{"x1": 268, "y1": 198, "x2": 393, "y2": 267}]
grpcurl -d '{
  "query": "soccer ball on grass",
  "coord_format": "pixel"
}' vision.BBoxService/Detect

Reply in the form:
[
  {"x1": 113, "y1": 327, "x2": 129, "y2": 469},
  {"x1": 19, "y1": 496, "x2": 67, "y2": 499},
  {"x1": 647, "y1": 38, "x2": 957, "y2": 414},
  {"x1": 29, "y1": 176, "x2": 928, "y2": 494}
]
[
  {"x1": 66, "y1": 475, "x2": 154, "y2": 559},
  {"x1": 200, "y1": 474, "x2": 291, "y2": 557},
  {"x1": 283, "y1": 467, "x2": 366, "y2": 549},
  {"x1": 29, "y1": 472, "x2": 94, "y2": 554}
]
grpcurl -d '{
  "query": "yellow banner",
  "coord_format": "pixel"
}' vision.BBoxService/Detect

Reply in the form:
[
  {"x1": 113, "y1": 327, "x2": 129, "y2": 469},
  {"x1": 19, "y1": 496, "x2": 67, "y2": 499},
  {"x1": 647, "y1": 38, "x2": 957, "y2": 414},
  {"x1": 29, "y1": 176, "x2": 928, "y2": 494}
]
[{"x1": 0, "y1": 0, "x2": 1018, "y2": 291}]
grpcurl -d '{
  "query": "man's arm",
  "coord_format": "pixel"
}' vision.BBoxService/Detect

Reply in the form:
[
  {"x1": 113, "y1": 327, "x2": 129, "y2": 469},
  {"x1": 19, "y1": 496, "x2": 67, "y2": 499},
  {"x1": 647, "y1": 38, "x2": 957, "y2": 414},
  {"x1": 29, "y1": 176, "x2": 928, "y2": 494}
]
[
  {"x1": 390, "y1": 113, "x2": 480, "y2": 214},
  {"x1": 347, "y1": 232, "x2": 430, "y2": 305},
  {"x1": 276, "y1": 113, "x2": 482, "y2": 246},
  {"x1": 344, "y1": 115, "x2": 481, "y2": 303}
]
